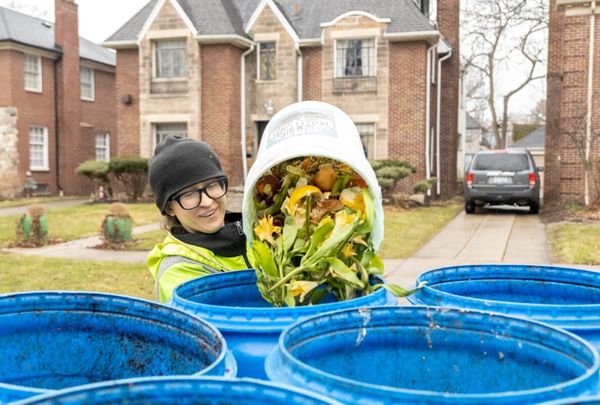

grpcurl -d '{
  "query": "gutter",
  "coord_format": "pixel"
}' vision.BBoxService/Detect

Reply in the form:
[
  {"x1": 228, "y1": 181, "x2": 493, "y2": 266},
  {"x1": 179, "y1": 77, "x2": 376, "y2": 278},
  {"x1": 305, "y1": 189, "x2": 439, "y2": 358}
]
[
  {"x1": 241, "y1": 43, "x2": 255, "y2": 181},
  {"x1": 53, "y1": 51, "x2": 63, "y2": 195},
  {"x1": 436, "y1": 45, "x2": 453, "y2": 196},
  {"x1": 425, "y1": 43, "x2": 437, "y2": 196},
  {"x1": 295, "y1": 42, "x2": 302, "y2": 102},
  {"x1": 585, "y1": 0, "x2": 596, "y2": 206}
]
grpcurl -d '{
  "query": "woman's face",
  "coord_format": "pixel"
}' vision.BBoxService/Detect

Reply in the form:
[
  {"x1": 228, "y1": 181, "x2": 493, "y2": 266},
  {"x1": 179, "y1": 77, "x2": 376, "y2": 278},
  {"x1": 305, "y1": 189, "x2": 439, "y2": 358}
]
[{"x1": 166, "y1": 178, "x2": 228, "y2": 234}]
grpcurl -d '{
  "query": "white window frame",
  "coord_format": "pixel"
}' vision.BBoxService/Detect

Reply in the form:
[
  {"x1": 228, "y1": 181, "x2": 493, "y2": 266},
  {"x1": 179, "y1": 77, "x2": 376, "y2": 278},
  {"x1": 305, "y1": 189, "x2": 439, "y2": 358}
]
[
  {"x1": 95, "y1": 132, "x2": 110, "y2": 161},
  {"x1": 153, "y1": 122, "x2": 188, "y2": 149},
  {"x1": 29, "y1": 126, "x2": 49, "y2": 171},
  {"x1": 153, "y1": 39, "x2": 187, "y2": 78},
  {"x1": 334, "y1": 38, "x2": 377, "y2": 78},
  {"x1": 24, "y1": 54, "x2": 42, "y2": 92},
  {"x1": 355, "y1": 123, "x2": 377, "y2": 160},
  {"x1": 257, "y1": 41, "x2": 277, "y2": 81},
  {"x1": 80, "y1": 67, "x2": 95, "y2": 101}
]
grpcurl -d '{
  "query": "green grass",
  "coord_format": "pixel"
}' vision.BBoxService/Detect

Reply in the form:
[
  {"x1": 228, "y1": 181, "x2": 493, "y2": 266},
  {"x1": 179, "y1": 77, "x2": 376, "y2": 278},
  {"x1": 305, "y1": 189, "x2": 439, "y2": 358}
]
[
  {"x1": 130, "y1": 204, "x2": 462, "y2": 259},
  {"x1": 0, "y1": 252, "x2": 153, "y2": 299},
  {"x1": 0, "y1": 203, "x2": 162, "y2": 245},
  {"x1": 0, "y1": 196, "x2": 84, "y2": 209},
  {"x1": 547, "y1": 223, "x2": 600, "y2": 265},
  {"x1": 378, "y1": 204, "x2": 462, "y2": 259}
]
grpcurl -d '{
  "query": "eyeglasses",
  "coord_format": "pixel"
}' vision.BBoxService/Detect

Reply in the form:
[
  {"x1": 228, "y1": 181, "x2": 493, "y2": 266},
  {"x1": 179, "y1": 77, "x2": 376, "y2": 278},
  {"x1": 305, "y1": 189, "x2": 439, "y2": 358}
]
[{"x1": 172, "y1": 177, "x2": 228, "y2": 210}]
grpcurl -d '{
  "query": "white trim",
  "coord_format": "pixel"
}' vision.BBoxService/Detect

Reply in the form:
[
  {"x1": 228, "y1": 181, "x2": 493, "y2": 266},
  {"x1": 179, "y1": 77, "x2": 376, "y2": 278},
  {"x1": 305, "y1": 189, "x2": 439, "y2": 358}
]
[
  {"x1": 24, "y1": 54, "x2": 42, "y2": 93},
  {"x1": 321, "y1": 11, "x2": 391, "y2": 27},
  {"x1": 329, "y1": 28, "x2": 382, "y2": 39},
  {"x1": 137, "y1": 0, "x2": 197, "y2": 44},
  {"x1": 95, "y1": 131, "x2": 111, "y2": 161},
  {"x1": 80, "y1": 67, "x2": 95, "y2": 102},
  {"x1": 241, "y1": 44, "x2": 255, "y2": 180},
  {"x1": 384, "y1": 30, "x2": 440, "y2": 43},
  {"x1": 102, "y1": 40, "x2": 138, "y2": 49},
  {"x1": 145, "y1": 114, "x2": 191, "y2": 122},
  {"x1": 565, "y1": 7, "x2": 600, "y2": 15},
  {"x1": 195, "y1": 34, "x2": 254, "y2": 48},
  {"x1": 245, "y1": 0, "x2": 299, "y2": 42},
  {"x1": 29, "y1": 125, "x2": 49, "y2": 171},
  {"x1": 0, "y1": 43, "x2": 58, "y2": 59}
]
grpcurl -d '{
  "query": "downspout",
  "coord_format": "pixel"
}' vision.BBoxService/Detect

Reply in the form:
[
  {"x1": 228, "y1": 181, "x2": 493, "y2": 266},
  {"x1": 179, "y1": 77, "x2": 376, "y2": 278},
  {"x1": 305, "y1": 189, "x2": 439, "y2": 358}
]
[
  {"x1": 585, "y1": 0, "x2": 596, "y2": 206},
  {"x1": 241, "y1": 43, "x2": 255, "y2": 181},
  {"x1": 436, "y1": 46, "x2": 453, "y2": 196},
  {"x1": 425, "y1": 44, "x2": 436, "y2": 196},
  {"x1": 295, "y1": 42, "x2": 303, "y2": 102},
  {"x1": 53, "y1": 52, "x2": 63, "y2": 195}
]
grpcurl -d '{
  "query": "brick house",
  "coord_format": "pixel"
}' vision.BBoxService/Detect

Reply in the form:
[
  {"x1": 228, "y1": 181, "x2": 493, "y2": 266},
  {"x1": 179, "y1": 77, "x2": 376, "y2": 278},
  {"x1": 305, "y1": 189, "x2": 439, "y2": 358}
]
[
  {"x1": 0, "y1": 0, "x2": 116, "y2": 198},
  {"x1": 105, "y1": 0, "x2": 460, "y2": 197},
  {"x1": 546, "y1": 0, "x2": 600, "y2": 205}
]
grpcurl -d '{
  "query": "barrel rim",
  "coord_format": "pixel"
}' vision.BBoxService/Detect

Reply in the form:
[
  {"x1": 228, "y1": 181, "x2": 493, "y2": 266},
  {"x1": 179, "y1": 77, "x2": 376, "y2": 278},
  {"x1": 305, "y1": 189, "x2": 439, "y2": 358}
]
[
  {"x1": 269, "y1": 305, "x2": 600, "y2": 403},
  {"x1": 171, "y1": 270, "x2": 395, "y2": 332}
]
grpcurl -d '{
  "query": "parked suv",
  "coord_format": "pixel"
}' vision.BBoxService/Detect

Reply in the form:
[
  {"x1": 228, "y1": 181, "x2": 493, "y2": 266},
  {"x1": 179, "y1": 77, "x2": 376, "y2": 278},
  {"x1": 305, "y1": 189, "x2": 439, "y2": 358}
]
[{"x1": 464, "y1": 149, "x2": 541, "y2": 214}]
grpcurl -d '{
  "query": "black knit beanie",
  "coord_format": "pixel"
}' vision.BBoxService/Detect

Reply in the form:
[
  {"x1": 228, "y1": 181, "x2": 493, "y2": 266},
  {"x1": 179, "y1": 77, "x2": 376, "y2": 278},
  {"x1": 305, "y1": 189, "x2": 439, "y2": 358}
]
[{"x1": 149, "y1": 135, "x2": 225, "y2": 214}]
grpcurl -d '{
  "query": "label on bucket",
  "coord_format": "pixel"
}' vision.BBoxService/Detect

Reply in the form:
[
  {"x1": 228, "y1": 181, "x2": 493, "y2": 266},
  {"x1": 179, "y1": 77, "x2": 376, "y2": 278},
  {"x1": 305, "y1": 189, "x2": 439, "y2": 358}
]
[{"x1": 266, "y1": 110, "x2": 337, "y2": 148}]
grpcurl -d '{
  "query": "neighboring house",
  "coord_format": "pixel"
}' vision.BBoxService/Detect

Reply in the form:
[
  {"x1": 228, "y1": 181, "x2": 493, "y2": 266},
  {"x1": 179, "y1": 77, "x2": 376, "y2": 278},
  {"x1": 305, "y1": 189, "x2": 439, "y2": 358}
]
[
  {"x1": 509, "y1": 125, "x2": 545, "y2": 198},
  {"x1": 547, "y1": 1, "x2": 600, "y2": 205},
  {"x1": 0, "y1": 0, "x2": 116, "y2": 198},
  {"x1": 104, "y1": 0, "x2": 460, "y2": 198},
  {"x1": 457, "y1": 113, "x2": 486, "y2": 179}
]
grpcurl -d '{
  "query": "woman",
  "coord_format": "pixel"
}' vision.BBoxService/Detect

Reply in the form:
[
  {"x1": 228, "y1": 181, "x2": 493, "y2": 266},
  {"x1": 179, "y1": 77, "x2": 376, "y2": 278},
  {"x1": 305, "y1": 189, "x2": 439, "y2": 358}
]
[{"x1": 147, "y1": 134, "x2": 252, "y2": 302}]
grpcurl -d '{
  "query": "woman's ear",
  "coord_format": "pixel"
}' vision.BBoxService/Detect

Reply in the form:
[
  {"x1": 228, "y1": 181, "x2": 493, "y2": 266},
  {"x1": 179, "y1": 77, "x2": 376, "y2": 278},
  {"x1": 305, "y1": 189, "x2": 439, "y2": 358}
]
[{"x1": 165, "y1": 203, "x2": 176, "y2": 217}]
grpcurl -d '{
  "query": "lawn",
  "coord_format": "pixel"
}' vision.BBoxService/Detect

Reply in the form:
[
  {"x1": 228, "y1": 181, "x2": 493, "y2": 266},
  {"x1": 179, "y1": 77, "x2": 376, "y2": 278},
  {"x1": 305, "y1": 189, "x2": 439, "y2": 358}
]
[
  {"x1": 547, "y1": 222, "x2": 600, "y2": 265},
  {"x1": 130, "y1": 204, "x2": 463, "y2": 259},
  {"x1": 378, "y1": 204, "x2": 462, "y2": 258},
  {"x1": 0, "y1": 202, "x2": 161, "y2": 246},
  {"x1": 0, "y1": 252, "x2": 153, "y2": 299}
]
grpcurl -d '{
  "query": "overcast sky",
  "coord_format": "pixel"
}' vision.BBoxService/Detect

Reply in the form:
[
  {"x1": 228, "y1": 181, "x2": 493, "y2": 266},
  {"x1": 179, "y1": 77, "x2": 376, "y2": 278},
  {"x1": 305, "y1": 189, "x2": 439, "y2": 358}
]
[{"x1": 0, "y1": 0, "x2": 149, "y2": 43}]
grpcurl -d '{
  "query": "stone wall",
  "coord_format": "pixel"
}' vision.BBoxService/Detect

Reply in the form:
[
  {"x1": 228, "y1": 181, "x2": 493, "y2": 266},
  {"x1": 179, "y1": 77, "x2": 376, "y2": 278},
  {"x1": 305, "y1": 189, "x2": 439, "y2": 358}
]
[{"x1": 0, "y1": 107, "x2": 21, "y2": 198}]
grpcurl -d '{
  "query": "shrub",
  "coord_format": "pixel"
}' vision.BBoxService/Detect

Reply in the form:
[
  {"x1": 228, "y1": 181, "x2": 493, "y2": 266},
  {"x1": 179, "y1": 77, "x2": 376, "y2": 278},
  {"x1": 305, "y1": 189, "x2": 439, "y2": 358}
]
[
  {"x1": 16, "y1": 204, "x2": 48, "y2": 246},
  {"x1": 371, "y1": 160, "x2": 416, "y2": 198},
  {"x1": 413, "y1": 177, "x2": 438, "y2": 194},
  {"x1": 108, "y1": 158, "x2": 149, "y2": 201},
  {"x1": 101, "y1": 203, "x2": 134, "y2": 248}
]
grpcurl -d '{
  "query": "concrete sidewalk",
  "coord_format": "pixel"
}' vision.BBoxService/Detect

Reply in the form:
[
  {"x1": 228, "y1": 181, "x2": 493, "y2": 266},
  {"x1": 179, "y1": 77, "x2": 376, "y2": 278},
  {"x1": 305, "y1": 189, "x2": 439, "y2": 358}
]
[{"x1": 0, "y1": 198, "x2": 89, "y2": 217}]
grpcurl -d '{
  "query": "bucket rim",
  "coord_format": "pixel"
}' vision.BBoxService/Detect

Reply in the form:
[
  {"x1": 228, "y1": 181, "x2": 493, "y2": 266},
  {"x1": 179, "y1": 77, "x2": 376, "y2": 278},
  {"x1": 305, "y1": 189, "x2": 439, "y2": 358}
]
[
  {"x1": 171, "y1": 270, "x2": 395, "y2": 332},
  {"x1": 413, "y1": 264, "x2": 600, "y2": 328},
  {"x1": 9, "y1": 376, "x2": 343, "y2": 405},
  {"x1": 269, "y1": 305, "x2": 600, "y2": 403}
]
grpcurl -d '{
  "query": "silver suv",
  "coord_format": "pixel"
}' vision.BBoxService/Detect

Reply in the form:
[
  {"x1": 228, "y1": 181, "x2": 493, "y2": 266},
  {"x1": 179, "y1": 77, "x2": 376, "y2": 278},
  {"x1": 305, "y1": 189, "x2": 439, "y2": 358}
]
[{"x1": 464, "y1": 149, "x2": 541, "y2": 214}]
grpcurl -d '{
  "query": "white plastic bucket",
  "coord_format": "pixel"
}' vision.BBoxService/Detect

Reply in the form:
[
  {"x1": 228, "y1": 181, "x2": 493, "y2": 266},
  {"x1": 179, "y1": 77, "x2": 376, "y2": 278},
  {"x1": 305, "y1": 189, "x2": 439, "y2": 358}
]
[{"x1": 242, "y1": 101, "x2": 384, "y2": 249}]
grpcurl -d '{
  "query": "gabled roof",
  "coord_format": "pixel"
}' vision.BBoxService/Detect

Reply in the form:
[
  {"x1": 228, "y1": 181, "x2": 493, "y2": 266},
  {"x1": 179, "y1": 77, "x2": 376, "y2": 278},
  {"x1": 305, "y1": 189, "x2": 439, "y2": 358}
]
[
  {"x1": 106, "y1": 0, "x2": 436, "y2": 44},
  {"x1": 0, "y1": 6, "x2": 115, "y2": 66},
  {"x1": 509, "y1": 126, "x2": 545, "y2": 149}
]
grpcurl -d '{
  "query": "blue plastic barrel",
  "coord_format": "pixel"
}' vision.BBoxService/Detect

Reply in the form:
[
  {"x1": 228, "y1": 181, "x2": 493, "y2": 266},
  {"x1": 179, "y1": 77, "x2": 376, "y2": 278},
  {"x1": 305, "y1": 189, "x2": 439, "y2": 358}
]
[
  {"x1": 170, "y1": 269, "x2": 396, "y2": 379},
  {"x1": 11, "y1": 377, "x2": 341, "y2": 405},
  {"x1": 541, "y1": 398, "x2": 600, "y2": 405},
  {"x1": 409, "y1": 265, "x2": 600, "y2": 349},
  {"x1": 0, "y1": 292, "x2": 235, "y2": 404},
  {"x1": 266, "y1": 306, "x2": 600, "y2": 404}
]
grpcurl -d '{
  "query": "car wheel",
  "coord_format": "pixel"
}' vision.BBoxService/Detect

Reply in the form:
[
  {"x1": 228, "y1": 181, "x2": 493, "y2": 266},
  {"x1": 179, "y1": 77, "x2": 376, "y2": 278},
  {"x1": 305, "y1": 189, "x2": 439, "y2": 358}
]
[
  {"x1": 530, "y1": 201, "x2": 539, "y2": 215},
  {"x1": 465, "y1": 202, "x2": 476, "y2": 214}
]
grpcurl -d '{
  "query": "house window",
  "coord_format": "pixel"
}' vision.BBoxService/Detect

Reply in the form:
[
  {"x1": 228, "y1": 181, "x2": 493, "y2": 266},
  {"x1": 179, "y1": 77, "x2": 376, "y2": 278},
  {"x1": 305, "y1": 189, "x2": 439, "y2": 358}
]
[
  {"x1": 356, "y1": 123, "x2": 376, "y2": 159},
  {"x1": 336, "y1": 39, "x2": 376, "y2": 77},
  {"x1": 95, "y1": 132, "x2": 110, "y2": 161},
  {"x1": 258, "y1": 42, "x2": 276, "y2": 80},
  {"x1": 154, "y1": 123, "x2": 187, "y2": 146},
  {"x1": 24, "y1": 54, "x2": 42, "y2": 92},
  {"x1": 81, "y1": 67, "x2": 95, "y2": 101},
  {"x1": 154, "y1": 40, "x2": 187, "y2": 78},
  {"x1": 29, "y1": 126, "x2": 49, "y2": 170}
]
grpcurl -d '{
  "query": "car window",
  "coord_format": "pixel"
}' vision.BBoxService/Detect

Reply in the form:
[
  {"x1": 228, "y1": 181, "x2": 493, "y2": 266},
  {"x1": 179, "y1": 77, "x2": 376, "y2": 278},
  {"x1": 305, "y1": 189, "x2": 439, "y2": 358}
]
[{"x1": 472, "y1": 154, "x2": 529, "y2": 171}]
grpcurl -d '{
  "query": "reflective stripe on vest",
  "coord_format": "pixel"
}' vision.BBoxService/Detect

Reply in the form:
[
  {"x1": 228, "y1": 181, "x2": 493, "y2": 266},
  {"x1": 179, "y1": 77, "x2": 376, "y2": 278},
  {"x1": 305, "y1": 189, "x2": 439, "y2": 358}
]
[{"x1": 154, "y1": 256, "x2": 220, "y2": 301}]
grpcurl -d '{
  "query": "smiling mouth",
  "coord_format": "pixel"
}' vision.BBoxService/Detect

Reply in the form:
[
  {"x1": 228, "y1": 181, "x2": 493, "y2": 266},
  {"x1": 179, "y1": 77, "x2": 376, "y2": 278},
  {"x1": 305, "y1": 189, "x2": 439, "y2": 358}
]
[{"x1": 199, "y1": 209, "x2": 216, "y2": 218}]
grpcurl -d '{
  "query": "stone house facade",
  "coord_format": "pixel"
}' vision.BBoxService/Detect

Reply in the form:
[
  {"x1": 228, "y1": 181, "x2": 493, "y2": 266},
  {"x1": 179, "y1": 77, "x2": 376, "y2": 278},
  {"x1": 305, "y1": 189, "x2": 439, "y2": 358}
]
[
  {"x1": 105, "y1": 0, "x2": 460, "y2": 197},
  {"x1": 547, "y1": 0, "x2": 600, "y2": 205},
  {"x1": 0, "y1": 0, "x2": 117, "y2": 198}
]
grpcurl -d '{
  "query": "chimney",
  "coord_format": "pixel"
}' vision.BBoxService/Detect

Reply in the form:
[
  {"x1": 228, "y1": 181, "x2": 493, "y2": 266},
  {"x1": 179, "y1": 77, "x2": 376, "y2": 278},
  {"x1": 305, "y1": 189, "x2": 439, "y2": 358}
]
[{"x1": 54, "y1": 0, "x2": 83, "y2": 194}]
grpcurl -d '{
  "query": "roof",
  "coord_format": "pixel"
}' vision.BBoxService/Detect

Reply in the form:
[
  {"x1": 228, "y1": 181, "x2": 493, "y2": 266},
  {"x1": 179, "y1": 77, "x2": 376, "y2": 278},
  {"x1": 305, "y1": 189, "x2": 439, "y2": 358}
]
[
  {"x1": 509, "y1": 126, "x2": 545, "y2": 149},
  {"x1": 106, "y1": 0, "x2": 436, "y2": 43},
  {"x1": 466, "y1": 114, "x2": 482, "y2": 130},
  {"x1": 0, "y1": 6, "x2": 115, "y2": 66}
]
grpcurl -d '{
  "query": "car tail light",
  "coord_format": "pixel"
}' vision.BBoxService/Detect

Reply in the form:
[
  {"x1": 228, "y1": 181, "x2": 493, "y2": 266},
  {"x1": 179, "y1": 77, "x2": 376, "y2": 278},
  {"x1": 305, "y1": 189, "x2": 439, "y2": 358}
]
[
  {"x1": 529, "y1": 172, "x2": 536, "y2": 187},
  {"x1": 467, "y1": 172, "x2": 473, "y2": 186}
]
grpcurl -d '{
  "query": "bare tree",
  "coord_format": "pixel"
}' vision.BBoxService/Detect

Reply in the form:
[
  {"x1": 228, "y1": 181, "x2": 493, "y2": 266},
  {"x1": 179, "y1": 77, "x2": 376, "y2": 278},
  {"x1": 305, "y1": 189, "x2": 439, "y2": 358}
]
[
  {"x1": 461, "y1": 0, "x2": 548, "y2": 148},
  {"x1": 0, "y1": 0, "x2": 52, "y2": 20}
]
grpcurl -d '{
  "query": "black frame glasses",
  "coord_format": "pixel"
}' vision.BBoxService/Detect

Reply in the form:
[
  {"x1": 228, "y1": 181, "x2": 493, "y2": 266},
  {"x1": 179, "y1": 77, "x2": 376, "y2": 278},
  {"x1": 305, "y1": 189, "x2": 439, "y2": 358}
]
[{"x1": 171, "y1": 176, "x2": 228, "y2": 210}]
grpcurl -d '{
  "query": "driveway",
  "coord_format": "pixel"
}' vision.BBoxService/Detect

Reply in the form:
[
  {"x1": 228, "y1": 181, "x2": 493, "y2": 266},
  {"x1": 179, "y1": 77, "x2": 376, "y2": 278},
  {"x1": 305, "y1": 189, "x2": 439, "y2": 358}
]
[{"x1": 384, "y1": 207, "x2": 549, "y2": 289}]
